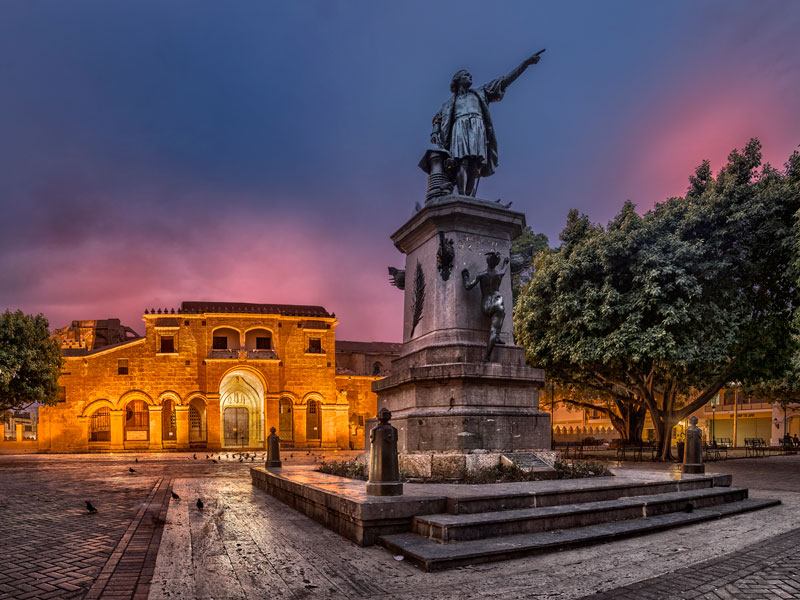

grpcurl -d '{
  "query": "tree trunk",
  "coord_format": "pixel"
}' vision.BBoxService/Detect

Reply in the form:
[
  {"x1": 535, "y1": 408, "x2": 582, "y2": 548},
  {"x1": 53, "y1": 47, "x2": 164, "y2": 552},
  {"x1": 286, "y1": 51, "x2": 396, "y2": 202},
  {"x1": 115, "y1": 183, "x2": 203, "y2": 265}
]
[
  {"x1": 654, "y1": 416, "x2": 674, "y2": 461},
  {"x1": 622, "y1": 405, "x2": 646, "y2": 442}
]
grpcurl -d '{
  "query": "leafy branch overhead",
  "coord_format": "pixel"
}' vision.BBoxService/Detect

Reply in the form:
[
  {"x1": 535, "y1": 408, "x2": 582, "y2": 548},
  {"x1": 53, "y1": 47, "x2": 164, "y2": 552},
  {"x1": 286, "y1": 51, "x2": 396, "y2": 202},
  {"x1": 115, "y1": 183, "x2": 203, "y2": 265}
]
[
  {"x1": 410, "y1": 261, "x2": 425, "y2": 337},
  {"x1": 514, "y1": 139, "x2": 800, "y2": 460}
]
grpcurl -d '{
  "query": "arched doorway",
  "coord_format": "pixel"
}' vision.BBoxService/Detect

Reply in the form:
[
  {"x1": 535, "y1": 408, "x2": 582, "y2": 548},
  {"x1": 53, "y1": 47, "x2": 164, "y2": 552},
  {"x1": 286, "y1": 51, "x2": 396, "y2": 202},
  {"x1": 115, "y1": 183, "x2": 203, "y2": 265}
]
[
  {"x1": 162, "y1": 398, "x2": 177, "y2": 444},
  {"x1": 189, "y1": 397, "x2": 207, "y2": 444},
  {"x1": 306, "y1": 399, "x2": 321, "y2": 443},
  {"x1": 279, "y1": 398, "x2": 293, "y2": 442},
  {"x1": 219, "y1": 370, "x2": 265, "y2": 448},
  {"x1": 89, "y1": 407, "x2": 111, "y2": 442},
  {"x1": 124, "y1": 399, "x2": 149, "y2": 442}
]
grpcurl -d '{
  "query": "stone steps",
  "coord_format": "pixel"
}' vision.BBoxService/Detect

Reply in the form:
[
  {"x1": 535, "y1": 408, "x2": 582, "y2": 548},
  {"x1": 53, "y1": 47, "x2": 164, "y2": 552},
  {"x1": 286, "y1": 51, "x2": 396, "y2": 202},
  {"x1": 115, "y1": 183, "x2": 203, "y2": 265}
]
[
  {"x1": 380, "y1": 497, "x2": 780, "y2": 571},
  {"x1": 414, "y1": 487, "x2": 748, "y2": 543},
  {"x1": 444, "y1": 474, "x2": 731, "y2": 515}
]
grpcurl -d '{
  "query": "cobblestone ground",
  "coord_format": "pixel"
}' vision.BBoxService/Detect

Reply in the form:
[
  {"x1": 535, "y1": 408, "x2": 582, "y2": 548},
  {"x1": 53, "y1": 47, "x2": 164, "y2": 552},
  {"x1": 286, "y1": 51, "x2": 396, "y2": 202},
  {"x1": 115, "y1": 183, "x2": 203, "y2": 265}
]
[
  {"x1": 0, "y1": 451, "x2": 356, "y2": 600},
  {"x1": 2, "y1": 452, "x2": 800, "y2": 600}
]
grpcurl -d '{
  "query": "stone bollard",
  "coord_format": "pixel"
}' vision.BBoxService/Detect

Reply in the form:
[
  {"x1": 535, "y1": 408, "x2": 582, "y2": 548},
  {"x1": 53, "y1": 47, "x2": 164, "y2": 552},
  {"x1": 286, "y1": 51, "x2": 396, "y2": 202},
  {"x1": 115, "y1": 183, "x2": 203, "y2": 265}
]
[
  {"x1": 681, "y1": 416, "x2": 705, "y2": 474},
  {"x1": 265, "y1": 427, "x2": 282, "y2": 468},
  {"x1": 366, "y1": 408, "x2": 403, "y2": 496}
]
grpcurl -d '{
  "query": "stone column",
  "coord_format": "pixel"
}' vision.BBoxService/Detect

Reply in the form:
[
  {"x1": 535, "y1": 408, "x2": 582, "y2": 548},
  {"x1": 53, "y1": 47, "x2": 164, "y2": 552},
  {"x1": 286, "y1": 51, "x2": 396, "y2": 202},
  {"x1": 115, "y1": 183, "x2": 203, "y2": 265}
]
[
  {"x1": 320, "y1": 404, "x2": 337, "y2": 448},
  {"x1": 175, "y1": 405, "x2": 190, "y2": 450},
  {"x1": 206, "y1": 393, "x2": 221, "y2": 450},
  {"x1": 295, "y1": 404, "x2": 308, "y2": 447},
  {"x1": 148, "y1": 406, "x2": 163, "y2": 450},
  {"x1": 110, "y1": 410, "x2": 125, "y2": 451},
  {"x1": 15, "y1": 423, "x2": 23, "y2": 441},
  {"x1": 76, "y1": 415, "x2": 90, "y2": 452}
]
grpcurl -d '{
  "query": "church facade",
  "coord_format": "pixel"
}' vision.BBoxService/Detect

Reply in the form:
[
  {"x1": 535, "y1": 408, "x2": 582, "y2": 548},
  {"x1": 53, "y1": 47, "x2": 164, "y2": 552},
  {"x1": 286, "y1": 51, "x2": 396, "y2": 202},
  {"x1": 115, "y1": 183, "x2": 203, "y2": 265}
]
[{"x1": 37, "y1": 301, "x2": 399, "y2": 453}]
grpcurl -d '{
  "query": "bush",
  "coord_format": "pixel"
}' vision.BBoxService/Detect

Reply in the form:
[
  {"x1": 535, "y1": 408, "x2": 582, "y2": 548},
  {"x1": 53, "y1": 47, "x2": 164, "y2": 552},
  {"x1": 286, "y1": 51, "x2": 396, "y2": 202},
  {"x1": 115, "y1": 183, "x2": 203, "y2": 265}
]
[
  {"x1": 317, "y1": 458, "x2": 612, "y2": 483},
  {"x1": 317, "y1": 459, "x2": 368, "y2": 481},
  {"x1": 553, "y1": 459, "x2": 612, "y2": 479}
]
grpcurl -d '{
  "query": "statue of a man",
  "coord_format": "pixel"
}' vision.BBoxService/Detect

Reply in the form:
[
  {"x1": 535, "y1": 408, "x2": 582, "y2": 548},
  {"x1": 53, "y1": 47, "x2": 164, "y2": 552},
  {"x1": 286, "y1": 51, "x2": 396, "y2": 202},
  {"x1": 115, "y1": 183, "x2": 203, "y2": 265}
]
[
  {"x1": 431, "y1": 50, "x2": 544, "y2": 197},
  {"x1": 462, "y1": 251, "x2": 509, "y2": 361}
]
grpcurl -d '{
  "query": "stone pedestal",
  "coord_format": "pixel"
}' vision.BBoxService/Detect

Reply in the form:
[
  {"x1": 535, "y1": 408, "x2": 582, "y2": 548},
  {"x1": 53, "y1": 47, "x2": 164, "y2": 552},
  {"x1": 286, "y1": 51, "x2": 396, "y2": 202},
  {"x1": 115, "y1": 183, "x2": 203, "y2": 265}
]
[{"x1": 374, "y1": 195, "x2": 550, "y2": 477}]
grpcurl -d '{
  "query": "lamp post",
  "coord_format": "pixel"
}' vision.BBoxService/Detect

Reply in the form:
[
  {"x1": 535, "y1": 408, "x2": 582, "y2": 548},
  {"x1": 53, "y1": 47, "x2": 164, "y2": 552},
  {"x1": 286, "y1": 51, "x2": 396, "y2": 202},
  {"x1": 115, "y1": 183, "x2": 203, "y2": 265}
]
[{"x1": 710, "y1": 396, "x2": 717, "y2": 443}]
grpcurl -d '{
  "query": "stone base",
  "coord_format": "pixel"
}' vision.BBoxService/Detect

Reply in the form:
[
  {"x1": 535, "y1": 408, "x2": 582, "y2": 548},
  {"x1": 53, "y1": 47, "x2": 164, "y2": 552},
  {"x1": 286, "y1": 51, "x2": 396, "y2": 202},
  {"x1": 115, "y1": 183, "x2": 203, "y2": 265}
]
[
  {"x1": 265, "y1": 460, "x2": 282, "y2": 468},
  {"x1": 400, "y1": 451, "x2": 556, "y2": 479},
  {"x1": 682, "y1": 463, "x2": 705, "y2": 474},
  {"x1": 366, "y1": 481, "x2": 404, "y2": 496},
  {"x1": 389, "y1": 409, "x2": 551, "y2": 456}
]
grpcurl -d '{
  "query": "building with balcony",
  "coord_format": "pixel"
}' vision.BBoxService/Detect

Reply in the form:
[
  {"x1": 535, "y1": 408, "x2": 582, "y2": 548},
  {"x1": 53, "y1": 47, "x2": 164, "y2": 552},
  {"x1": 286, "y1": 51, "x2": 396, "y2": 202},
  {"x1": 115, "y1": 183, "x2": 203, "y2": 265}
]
[{"x1": 35, "y1": 301, "x2": 400, "y2": 453}]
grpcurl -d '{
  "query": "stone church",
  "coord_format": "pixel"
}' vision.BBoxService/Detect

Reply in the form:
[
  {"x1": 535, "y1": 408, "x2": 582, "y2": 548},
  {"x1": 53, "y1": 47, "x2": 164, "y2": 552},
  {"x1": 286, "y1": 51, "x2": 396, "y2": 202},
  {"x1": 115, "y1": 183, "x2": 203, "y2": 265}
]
[{"x1": 38, "y1": 301, "x2": 399, "y2": 453}]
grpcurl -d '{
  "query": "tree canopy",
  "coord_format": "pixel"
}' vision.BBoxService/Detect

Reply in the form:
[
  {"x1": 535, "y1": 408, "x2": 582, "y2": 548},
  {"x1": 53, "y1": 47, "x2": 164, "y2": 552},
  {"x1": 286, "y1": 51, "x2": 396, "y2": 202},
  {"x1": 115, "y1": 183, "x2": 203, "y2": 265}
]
[
  {"x1": 515, "y1": 140, "x2": 800, "y2": 459},
  {"x1": 0, "y1": 310, "x2": 63, "y2": 413}
]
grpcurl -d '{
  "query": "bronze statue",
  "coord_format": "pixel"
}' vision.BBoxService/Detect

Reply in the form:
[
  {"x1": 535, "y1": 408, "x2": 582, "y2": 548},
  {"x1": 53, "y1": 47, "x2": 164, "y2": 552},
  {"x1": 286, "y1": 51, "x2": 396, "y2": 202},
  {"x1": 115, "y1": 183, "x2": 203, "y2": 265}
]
[
  {"x1": 462, "y1": 251, "x2": 509, "y2": 361},
  {"x1": 431, "y1": 49, "x2": 544, "y2": 197}
]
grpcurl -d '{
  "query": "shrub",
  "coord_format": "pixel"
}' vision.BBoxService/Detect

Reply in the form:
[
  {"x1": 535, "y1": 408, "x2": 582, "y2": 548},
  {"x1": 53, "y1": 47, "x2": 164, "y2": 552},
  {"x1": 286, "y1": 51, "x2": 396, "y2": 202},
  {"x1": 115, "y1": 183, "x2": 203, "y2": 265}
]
[
  {"x1": 553, "y1": 459, "x2": 612, "y2": 479},
  {"x1": 317, "y1": 459, "x2": 368, "y2": 481}
]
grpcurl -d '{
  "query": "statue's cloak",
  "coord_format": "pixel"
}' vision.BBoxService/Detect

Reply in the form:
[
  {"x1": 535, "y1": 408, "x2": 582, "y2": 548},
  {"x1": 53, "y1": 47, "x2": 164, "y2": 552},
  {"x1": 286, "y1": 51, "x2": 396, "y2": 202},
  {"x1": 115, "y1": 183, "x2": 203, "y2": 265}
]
[{"x1": 435, "y1": 77, "x2": 506, "y2": 177}]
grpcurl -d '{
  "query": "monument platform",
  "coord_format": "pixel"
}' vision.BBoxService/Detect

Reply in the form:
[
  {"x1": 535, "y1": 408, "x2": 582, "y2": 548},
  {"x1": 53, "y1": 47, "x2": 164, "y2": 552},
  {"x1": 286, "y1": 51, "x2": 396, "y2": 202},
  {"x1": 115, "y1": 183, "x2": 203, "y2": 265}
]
[
  {"x1": 376, "y1": 195, "x2": 551, "y2": 476},
  {"x1": 251, "y1": 465, "x2": 779, "y2": 570}
]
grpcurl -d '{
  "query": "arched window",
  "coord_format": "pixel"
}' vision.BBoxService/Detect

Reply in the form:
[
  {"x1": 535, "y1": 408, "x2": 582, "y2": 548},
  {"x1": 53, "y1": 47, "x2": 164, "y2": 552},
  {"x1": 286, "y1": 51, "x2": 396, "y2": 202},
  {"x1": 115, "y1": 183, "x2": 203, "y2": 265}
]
[{"x1": 89, "y1": 407, "x2": 111, "y2": 442}]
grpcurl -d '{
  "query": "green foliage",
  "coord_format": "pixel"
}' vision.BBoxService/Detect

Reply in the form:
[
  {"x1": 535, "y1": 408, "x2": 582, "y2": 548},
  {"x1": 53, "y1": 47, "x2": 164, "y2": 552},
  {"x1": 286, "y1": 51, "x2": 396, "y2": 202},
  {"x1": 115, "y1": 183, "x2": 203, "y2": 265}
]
[
  {"x1": 0, "y1": 310, "x2": 63, "y2": 413},
  {"x1": 317, "y1": 458, "x2": 612, "y2": 483},
  {"x1": 553, "y1": 459, "x2": 612, "y2": 479},
  {"x1": 511, "y1": 226, "x2": 550, "y2": 306},
  {"x1": 462, "y1": 460, "x2": 611, "y2": 482},
  {"x1": 317, "y1": 459, "x2": 368, "y2": 480},
  {"x1": 515, "y1": 139, "x2": 800, "y2": 460}
]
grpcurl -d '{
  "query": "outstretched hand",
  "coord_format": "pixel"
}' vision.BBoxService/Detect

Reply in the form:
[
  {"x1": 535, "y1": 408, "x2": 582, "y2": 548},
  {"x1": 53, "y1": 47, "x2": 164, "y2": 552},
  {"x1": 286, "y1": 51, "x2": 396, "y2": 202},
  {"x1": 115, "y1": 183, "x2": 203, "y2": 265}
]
[{"x1": 525, "y1": 49, "x2": 545, "y2": 66}]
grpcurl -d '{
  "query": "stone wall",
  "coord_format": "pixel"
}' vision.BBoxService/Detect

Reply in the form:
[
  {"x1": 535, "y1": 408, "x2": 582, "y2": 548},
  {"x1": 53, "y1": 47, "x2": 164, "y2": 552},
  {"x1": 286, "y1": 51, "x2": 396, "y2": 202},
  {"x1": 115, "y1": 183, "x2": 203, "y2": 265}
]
[{"x1": 40, "y1": 307, "x2": 388, "y2": 453}]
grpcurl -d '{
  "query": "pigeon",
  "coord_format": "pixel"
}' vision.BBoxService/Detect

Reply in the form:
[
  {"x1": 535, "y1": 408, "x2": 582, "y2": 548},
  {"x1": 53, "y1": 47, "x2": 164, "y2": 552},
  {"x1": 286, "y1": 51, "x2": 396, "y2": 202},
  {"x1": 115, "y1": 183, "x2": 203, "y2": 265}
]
[
  {"x1": 196, "y1": 499, "x2": 204, "y2": 510},
  {"x1": 85, "y1": 501, "x2": 98, "y2": 514},
  {"x1": 212, "y1": 459, "x2": 218, "y2": 464},
  {"x1": 239, "y1": 458, "x2": 243, "y2": 463},
  {"x1": 171, "y1": 491, "x2": 180, "y2": 500},
  {"x1": 250, "y1": 456, "x2": 254, "y2": 462},
  {"x1": 135, "y1": 457, "x2": 139, "y2": 463},
  {"x1": 129, "y1": 467, "x2": 136, "y2": 473},
  {"x1": 193, "y1": 454, "x2": 197, "y2": 460}
]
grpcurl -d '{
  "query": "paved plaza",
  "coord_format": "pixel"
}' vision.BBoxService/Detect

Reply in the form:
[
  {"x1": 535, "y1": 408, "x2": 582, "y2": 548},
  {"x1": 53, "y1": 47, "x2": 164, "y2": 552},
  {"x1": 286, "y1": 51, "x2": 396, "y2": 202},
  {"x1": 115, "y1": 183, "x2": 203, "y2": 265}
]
[{"x1": 1, "y1": 453, "x2": 800, "y2": 599}]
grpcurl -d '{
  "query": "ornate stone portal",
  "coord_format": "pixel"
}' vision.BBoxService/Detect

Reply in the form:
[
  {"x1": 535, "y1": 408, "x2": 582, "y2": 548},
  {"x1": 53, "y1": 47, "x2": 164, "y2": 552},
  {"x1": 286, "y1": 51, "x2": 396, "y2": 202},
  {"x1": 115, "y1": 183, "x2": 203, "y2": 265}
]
[{"x1": 374, "y1": 195, "x2": 551, "y2": 477}]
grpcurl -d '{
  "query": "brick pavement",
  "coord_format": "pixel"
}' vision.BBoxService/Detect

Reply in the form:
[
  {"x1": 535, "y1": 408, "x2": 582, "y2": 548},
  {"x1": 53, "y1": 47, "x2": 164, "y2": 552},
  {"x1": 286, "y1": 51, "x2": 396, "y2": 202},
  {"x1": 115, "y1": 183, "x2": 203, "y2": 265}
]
[
  {"x1": 2, "y1": 452, "x2": 800, "y2": 600},
  {"x1": 580, "y1": 525, "x2": 800, "y2": 600},
  {"x1": 0, "y1": 451, "x2": 342, "y2": 600}
]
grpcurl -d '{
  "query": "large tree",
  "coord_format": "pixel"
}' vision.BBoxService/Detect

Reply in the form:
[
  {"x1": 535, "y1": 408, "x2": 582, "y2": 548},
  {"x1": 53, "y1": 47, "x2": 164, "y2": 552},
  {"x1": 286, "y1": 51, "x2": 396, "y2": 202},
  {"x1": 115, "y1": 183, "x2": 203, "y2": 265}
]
[
  {"x1": 0, "y1": 310, "x2": 63, "y2": 413},
  {"x1": 515, "y1": 141, "x2": 800, "y2": 459}
]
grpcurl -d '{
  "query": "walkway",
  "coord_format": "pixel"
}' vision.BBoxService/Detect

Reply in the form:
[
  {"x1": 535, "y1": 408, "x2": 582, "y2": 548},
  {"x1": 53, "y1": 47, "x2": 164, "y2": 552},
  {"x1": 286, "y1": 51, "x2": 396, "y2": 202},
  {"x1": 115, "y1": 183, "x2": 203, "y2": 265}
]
[{"x1": 1, "y1": 453, "x2": 800, "y2": 599}]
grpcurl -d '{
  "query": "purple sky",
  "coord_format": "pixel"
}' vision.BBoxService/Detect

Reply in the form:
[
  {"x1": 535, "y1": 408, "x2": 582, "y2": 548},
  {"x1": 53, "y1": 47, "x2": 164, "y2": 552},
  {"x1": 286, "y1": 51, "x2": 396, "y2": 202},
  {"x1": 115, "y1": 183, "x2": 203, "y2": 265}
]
[{"x1": 1, "y1": 1, "x2": 799, "y2": 342}]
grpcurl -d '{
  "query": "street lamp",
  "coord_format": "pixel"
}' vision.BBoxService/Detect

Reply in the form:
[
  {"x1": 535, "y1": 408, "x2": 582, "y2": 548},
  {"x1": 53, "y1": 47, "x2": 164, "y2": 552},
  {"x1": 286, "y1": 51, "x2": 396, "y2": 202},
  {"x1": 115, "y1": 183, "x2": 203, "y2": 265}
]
[{"x1": 710, "y1": 395, "x2": 718, "y2": 443}]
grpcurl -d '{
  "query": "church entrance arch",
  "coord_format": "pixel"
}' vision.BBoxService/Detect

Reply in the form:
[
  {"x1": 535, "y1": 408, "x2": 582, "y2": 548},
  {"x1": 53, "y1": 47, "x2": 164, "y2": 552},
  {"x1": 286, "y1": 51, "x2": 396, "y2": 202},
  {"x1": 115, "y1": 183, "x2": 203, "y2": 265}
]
[{"x1": 219, "y1": 369, "x2": 265, "y2": 448}]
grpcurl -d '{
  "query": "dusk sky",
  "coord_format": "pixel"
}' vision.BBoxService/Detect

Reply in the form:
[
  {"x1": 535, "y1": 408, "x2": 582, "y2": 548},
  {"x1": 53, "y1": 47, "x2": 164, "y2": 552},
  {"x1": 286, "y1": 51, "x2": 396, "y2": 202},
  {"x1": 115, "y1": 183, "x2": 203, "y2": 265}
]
[{"x1": 1, "y1": 1, "x2": 799, "y2": 342}]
